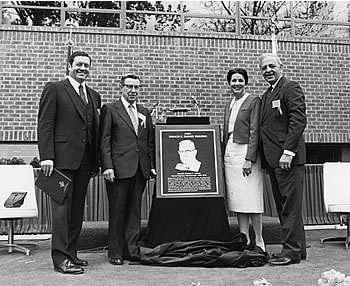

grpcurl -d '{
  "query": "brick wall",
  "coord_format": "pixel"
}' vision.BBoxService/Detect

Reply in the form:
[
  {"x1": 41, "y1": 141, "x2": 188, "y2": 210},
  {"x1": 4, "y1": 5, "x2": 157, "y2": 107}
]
[{"x1": 1, "y1": 26, "x2": 349, "y2": 143}]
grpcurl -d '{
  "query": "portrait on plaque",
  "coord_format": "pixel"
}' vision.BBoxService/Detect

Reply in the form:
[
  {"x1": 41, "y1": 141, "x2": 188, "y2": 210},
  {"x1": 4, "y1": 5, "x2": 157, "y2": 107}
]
[
  {"x1": 174, "y1": 139, "x2": 202, "y2": 172},
  {"x1": 155, "y1": 125, "x2": 223, "y2": 198}
]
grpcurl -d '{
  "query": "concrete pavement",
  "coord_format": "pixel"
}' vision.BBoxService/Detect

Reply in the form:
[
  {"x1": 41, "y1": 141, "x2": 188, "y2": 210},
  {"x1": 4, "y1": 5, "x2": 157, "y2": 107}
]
[{"x1": 1, "y1": 227, "x2": 349, "y2": 286}]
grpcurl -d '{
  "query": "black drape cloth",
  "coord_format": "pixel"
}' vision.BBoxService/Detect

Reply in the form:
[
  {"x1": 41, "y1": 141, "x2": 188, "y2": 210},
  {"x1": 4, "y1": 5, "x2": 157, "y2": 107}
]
[
  {"x1": 140, "y1": 233, "x2": 268, "y2": 267},
  {"x1": 143, "y1": 197, "x2": 231, "y2": 248}
]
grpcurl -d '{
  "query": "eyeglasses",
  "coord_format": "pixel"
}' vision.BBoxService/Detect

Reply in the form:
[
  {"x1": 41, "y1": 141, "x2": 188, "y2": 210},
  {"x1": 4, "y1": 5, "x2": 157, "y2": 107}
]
[
  {"x1": 123, "y1": 84, "x2": 141, "y2": 90},
  {"x1": 261, "y1": 64, "x2": 278, "y2": 71}
]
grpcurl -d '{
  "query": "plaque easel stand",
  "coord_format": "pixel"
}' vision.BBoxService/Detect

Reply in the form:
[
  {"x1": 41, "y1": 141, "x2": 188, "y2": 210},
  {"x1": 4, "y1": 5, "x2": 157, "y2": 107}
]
[{"x1": 144, "y1": 111, "x2": 230, "y2": 248}]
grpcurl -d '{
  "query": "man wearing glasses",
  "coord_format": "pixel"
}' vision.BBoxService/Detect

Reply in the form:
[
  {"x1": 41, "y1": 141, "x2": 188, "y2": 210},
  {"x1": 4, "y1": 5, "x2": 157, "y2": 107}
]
[
  {"x1": 100, "y1": 74, "x2": 156, "y2": 266},
  {"x1": 175, "y1": 139, "x2": 202, "y2": 172}
]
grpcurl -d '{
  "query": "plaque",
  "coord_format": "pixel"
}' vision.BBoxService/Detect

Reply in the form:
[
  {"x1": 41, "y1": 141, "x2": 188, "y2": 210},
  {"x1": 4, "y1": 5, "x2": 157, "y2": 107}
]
[{"x1": 156, "y1": 125, "x2": 223, "y2": 198}]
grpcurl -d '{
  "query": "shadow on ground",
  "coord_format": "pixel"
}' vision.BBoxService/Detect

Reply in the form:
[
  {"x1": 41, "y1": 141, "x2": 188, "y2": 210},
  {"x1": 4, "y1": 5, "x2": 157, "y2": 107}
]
[{"x1": 0, "y1": 221, "x2": 348, "y2": 286}]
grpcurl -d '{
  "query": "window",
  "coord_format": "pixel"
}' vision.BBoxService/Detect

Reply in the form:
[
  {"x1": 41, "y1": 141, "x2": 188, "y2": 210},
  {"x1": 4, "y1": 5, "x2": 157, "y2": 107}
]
[{"x1": 1, "y1": 1, "x2": 350, "y2": 39}]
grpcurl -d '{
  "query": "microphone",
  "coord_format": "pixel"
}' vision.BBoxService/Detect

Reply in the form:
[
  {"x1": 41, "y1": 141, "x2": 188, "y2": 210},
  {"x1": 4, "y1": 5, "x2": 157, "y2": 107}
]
[
  {"x1": 151, "y1": 102, "x2": 159, "y2": 117},
  {"x1": 160, "y1": 109, "x2": 166, "y2": 121},
  {"x1": 190, "y1": 96, "x2": 199, "y2": 106},
  {"x1": 191, "y1": 96, "x2": 201, "y2": 117}
]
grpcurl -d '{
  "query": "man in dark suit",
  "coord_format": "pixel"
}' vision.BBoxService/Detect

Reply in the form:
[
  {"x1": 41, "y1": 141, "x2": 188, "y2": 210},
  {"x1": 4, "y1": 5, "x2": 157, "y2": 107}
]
[
  {"x1": 100, "y1": 74, "x2": 155, "y2": 266},
  {"x1": 259, "y1": 53, "x2": 307, "y2": 266},
  {"x1": 37, "y1": 51, "x2": 101, "y2": 274}
]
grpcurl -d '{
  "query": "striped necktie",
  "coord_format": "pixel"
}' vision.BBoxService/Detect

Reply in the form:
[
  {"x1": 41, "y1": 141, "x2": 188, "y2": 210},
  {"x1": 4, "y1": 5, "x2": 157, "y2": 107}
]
[
  {"x1": 128, "y1": 105, "x2": 138, "y2": 134},
  {"x1": 79, "y1": 84, "x2": 88, "y2": 105}
]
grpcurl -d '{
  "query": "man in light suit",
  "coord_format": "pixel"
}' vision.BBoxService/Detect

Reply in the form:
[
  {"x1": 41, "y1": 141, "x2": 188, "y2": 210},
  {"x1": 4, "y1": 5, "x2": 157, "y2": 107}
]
[
  {"x1": 38, "y1": 51, "x2": 101, "y2": 274},
  {"x1": 259, "y1": 53, "x2": 307, "y2": 266},
  {"x1": 100, "y1": 74, "x2": 156, "y2": 266}
]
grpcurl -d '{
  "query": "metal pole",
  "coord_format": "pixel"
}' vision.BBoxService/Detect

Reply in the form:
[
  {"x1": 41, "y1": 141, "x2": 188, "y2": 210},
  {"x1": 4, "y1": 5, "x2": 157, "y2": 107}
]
[
  {"x1": 65, "y1": 19, "x2": 79, "y2": 76},
  {"x1": 271, "y1": 17, "x2": 278, "y2": 54},
  {"x1": 236, "y1": 2, "x2": 241, "y2": 36},
  {"x1": 8, "y1": 219, "x2": 14, "y2": 253},
  {"x1": 290, "y1": 1, "x2": 295, "y2": 38}
]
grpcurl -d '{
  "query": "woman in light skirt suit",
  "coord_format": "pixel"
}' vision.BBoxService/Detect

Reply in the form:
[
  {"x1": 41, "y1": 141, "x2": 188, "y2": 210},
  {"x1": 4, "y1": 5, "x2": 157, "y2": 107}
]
[{"x1": 223, "y1": 68, "x2": 265, "y2": 251}]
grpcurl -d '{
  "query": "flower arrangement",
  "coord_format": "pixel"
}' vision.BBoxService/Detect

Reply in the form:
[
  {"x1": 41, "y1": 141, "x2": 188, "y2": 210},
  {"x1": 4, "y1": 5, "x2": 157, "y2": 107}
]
[
  {"x1": 0, "y1": 157, "x2": 26, "y2": 165},
  {"x1": 190, "y1": 269, "x2": 350, "y2": 286},
  {"x1": 318, "y1": 269, "x2": 350, "y2": 286},
  {"x1": 253, "y1": 278, "x2": 272, "y2": 286},
  {"x1": 0, "y1": 156, "x2": 41, "y2": 167}
]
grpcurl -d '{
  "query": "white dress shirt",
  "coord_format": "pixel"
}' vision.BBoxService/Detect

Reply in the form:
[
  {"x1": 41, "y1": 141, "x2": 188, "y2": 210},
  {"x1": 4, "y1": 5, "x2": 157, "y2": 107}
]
[
  {"x1": 121, "y1": 96, "x2": 138, "y2": 127},
  {"x1": 67, "y1": 76, "x2": 88, "y2": 103}
]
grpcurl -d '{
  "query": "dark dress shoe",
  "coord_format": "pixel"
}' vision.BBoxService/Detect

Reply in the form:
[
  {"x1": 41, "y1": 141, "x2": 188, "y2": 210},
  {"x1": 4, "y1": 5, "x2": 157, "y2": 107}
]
[
  {"x1": 109, "y1": 258, "x2": 124, "y2": 265},
  {"x1": 54, "y1": 259, "x2": 84, "y2": 274},
  {"x1": 72, "y1": 256, "x2": 88, "y2": 267},
  {"x1": 269, "y1": 256, "x2": 300, "y2": 266},
  {"x1": 272, "y1": 252, "x2": 306, "y2": 261}
]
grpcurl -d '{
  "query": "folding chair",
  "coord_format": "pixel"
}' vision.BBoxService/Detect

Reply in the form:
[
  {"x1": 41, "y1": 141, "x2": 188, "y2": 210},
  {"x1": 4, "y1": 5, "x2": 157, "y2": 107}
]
[
  {"x1": 0, "y1": 165, "x2": 38, "y2": 255},
  {"x1": 321, "y1": 162, "x2": 350, "y2": 249}
]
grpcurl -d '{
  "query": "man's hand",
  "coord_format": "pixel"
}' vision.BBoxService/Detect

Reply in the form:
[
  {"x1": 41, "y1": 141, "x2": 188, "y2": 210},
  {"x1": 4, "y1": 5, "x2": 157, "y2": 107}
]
[
  {"x1": 103, "y1": 169, "x2": 115, "y2": 182},
  {"x1": 40, "y1": 160, "x2": 54, "y2": 176},
  {"x1": 279, "y1": 154, "x2": 293, "y2": 171},
  {"x1": 150, "y1": 169, "x2": 157, "y2": 181}
]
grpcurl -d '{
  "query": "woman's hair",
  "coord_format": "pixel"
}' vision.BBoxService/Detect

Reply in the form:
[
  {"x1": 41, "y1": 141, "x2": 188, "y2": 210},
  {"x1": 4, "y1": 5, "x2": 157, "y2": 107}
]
[{"x1": 226, "y1": 68, "x2": 249, "y2": 84}]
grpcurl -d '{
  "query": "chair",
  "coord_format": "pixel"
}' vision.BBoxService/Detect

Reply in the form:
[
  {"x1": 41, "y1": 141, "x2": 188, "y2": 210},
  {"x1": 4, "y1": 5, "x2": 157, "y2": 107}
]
[
  {"x1": 0, "y1": 165, "x2": 38, "y2": 255},
  {"x1": 321, "y1": 162, "x2": 350, "y2": 249}
]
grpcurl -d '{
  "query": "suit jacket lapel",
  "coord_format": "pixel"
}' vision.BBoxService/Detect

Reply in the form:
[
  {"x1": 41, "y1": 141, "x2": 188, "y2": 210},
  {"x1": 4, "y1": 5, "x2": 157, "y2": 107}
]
[
  {"x1": 232, "y1": 95, "x2": 250, "y2": 131},
  {"x1": 86, "y1": 86, "x2": 100, "y2": 129},
  {"x1": 261, "y1": 76, "x2": 285, "y2": 122},
  {"x1": 223, "y1": 103, "x2": 231, "y2": 143},
  {"x1": 115, "y1": 99, "x2": 137, "y2": 135},
  {"x1": 267, "y1": 77, "x2": 285, "y2": 114},
  {"x1": 136, "y1": 105, "x2": 148, "y2": 135},
  {"x1": 63, "y1": 79, "x2": 85, "y2": 120},
  {"x1": 86, "y1": 86, "x2": 97, "y2": 109}
]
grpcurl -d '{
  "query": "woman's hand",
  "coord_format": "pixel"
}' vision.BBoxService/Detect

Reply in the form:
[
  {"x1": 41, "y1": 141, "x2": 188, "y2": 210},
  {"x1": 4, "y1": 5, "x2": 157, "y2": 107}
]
[{"x1": 242, "y1": 160, "x2": 252, "y2": 177}]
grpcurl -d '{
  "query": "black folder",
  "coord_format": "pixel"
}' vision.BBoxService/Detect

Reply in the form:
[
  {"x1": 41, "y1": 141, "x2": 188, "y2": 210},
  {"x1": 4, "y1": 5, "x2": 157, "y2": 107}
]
[{"x1": 35, "y1": 168, "x2": 71, "y2": 205}]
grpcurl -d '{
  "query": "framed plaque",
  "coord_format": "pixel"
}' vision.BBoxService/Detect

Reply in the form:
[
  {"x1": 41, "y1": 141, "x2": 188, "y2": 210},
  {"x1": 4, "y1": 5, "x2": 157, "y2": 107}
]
[{"x1": 156, "y1": 124, "x2": 223, "y2": 198}]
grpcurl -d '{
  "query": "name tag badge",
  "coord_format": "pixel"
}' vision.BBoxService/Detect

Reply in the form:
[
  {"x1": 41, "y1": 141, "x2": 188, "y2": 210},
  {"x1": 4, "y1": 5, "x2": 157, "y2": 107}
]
[{"x1": 272, "y1": 100, "x2": 281, "y2": 108}]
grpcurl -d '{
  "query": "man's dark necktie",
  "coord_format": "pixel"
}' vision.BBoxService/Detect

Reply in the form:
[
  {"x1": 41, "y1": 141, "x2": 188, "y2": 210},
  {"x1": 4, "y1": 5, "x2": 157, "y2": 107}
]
[
  {"x1": 79, "y1": 84, "x2": 88, "y2": 105},
  {"x1": 262, "y1": 86, "x2": 273, "y2": 111}
]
